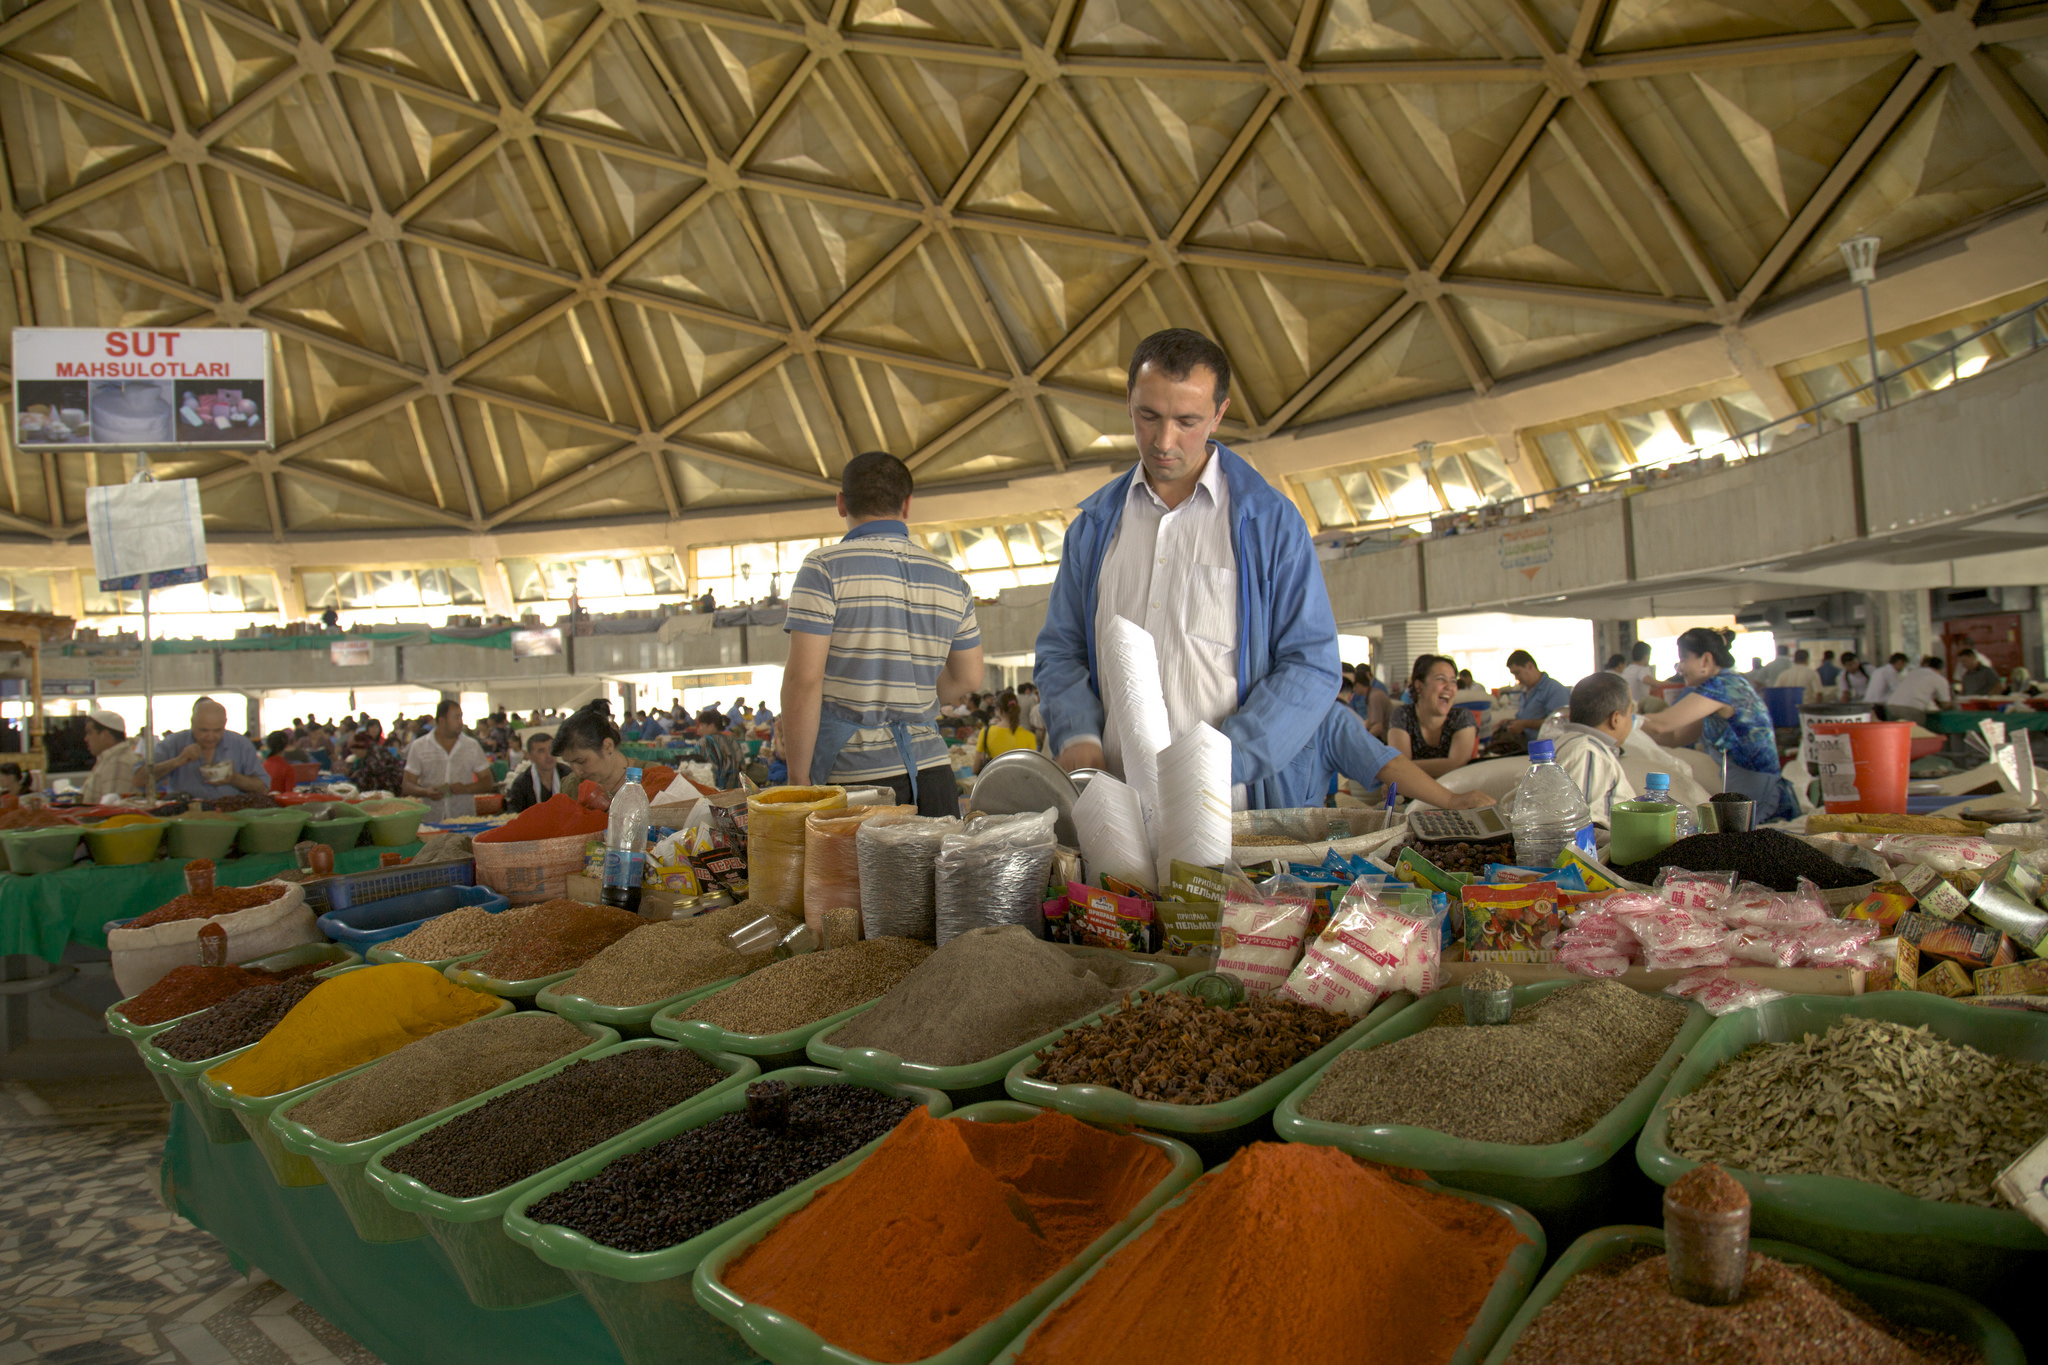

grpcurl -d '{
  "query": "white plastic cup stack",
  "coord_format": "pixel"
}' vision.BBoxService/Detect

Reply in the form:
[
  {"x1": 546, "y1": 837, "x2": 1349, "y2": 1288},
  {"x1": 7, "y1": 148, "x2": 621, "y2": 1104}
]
[
  {"x1": 1073, "y1": 772, "x2": 1155, "y2": 892},
  {"x1": 1099, "y1": 615, "x2": 1172, "y2": 844},
  {"x1": 1155, "y1": 722, "x2": 1233, "y2": 888}
]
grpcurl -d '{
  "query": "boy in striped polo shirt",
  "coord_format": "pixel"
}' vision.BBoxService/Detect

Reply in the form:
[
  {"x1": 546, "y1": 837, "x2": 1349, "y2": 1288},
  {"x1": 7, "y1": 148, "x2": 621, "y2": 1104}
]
[{"x1": 781, "y1": 450, "x2": 985, "y2": 815}]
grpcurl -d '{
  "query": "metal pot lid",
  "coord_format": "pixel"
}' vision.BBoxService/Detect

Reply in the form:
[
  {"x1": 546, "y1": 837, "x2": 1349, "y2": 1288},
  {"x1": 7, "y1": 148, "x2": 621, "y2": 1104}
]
[{"x1": 966, "y1": 748, "x2": 1080, "y2": 847}]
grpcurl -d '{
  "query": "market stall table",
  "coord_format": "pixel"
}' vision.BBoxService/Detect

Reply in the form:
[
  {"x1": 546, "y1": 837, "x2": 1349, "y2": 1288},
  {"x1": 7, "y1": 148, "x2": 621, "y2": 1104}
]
[
  {"x1": 0, "y1": 843, "x2": 422, "y2": 961},
  {"x1": 1927, "y1": 709, "x2": 2048, "y2": 735}
]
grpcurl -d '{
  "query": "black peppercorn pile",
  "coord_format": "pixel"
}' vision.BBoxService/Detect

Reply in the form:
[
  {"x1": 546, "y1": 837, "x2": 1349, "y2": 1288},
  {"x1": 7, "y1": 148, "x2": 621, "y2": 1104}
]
[
  {"x1": 153, "y1": 975, "x2": 322, "y2": 1062},
  {"x1": 1033, "y1": 990, "x2": 1352, "y2": 1105},
  {"x1": 380, "y1": 1047, "x2": 728, "y2": 1197},
  {"x1": 526, "y1": 1085, "x2": 918, "y2": 1253},
  {"x1": 1610, "y1": 829, "x2": 1875, "y2": 893}
]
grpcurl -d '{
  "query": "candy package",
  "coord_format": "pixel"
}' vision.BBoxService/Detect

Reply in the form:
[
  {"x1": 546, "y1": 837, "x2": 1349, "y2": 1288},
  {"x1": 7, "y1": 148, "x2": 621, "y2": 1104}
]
[
  {"x1": 1796, "y1": 917, "x2": 1882, "y2": 969},
  {"x1": 1462, "y1": 881, "x2": 1566, "y2": 962},
  {"x1": 1215, "y1": 873, "x2": 1315, "y2": 995},
  {"x1": 1727, "y1": 928, "x2": 1805, "y2": 968},
  {"x1": 1279, "y1": 880, "x2": 1442, "y2": 1016},
  {"x1": 1665, "y1": 970, "x2": 1787, "y2": 1016},
  {"x1": 1654, "y1": 868, "x2": 1739, "y2": 911}
]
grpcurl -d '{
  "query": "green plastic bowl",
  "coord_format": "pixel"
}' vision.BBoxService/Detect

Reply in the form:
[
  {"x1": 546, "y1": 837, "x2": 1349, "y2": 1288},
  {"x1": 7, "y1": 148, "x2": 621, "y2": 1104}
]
[
  {"x1": 0, "y1": 825, "x2": 84, "y2": 874},
  {"x1": 165, "y1": 816, "x2": 240, "y2": 860},
  {"x1": 537, "y1": 973, "x2": 742, "y2": 1039},
  {"x1": 105, "y1": 941, "x2": 364, "y2": 1041},
  {"x1": 235, "y1": 809, "x2": 309, "y2": 854},
  {"x1": 1479, "y1": 1226, "x2": 2024, "y2": 1365},
  {"x1": 364, "y1": 803, "x2": 429, "y2": 846},
  {"x1": 302, "y1": 807, "x2": 370, "y2": 852},
  {"x1": 82, "y1": 819, "x2": 166, "y2": 866}
]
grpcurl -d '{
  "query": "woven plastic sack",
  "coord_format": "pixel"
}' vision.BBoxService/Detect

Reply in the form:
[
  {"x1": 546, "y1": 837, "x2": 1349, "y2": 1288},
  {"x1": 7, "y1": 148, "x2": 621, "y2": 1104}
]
[
  {"x1": 802, "y1": 804, "x2": 913, "y2": 937},
  {"x1": 746, "y1": 785, "x2": 845, "y2": 915},
  {"x1": 1073, "y1": 772, "x2": 1153, "y2": 891},
  {"x1": 856, "y1": 813, "x2": 960, "y2": 942},
  {"x1": 108, "y1": 882, "x2": 315, "y2": 997},
  {"x1": 934, "y1": 809, "x2": 1058, "y2": 945}
]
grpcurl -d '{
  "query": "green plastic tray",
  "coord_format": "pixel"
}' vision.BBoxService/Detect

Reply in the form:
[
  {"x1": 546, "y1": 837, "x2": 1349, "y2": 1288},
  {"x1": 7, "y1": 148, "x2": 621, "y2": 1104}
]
[
  {"x1": 1480, "y1": 1226, "x2": 2024, "y2": 1365},
  {"x1": 362, "y1": 1039, "x2": 761, "y2": 1311},
  {"x1": 983, "y1": 1160, "x2": 1545, "y2": 1365},
  {"x1": 1, "y1": 825, "x2": 82, "y2": 873},
  {"x1": 269, "y1": 1015, "x2": 620, "y2": 1243},
  {"x1": 507, "y1": 1067, "x2": 956, "y2": 1365},
  {"x1": 202, "y1": 996, "x2": 518, "y2": 1188},
  {"x1": 366, "y1": 944, "x2": 488, "y2": 973},
  {"x1": 805, "y1": 952, "x2": 1180, "y2": 1106},
  {"x1": 649, "y1": 987, "x2": 897, "y2": 1072},
  {"x1": 1635, "y1": 990, "x2": 2048, "y2": 1340},
  {"x1": 1003, "y1": 979, "x2": 1412, "y2": 1142},
  {"x1": 365, "y1": 802, "x2": 429, "y2": 846},
  {"x1": 1275, "y1": 979, "x2": 1711, "y2": 1240},
  {"x1": 236, "y1": 810, "x2": 310, "y2": 854},
  {"x1": 688, "y1": 1098, "x2": 1199, "y2": 1365},
  {"x1": 537, "y1": 973, "x2": 741, "y2": 1039},
  {"x1": 165, "y1": 816, "x2": 240, "y2": 860},
  {"x1": 105, "y1": 941, "x2": 364, "y2": 1042},
  {"x1": 303, "y1": 809, "x2": 370, "y2": 852},
  {"x1": 447, "y1": 962, "x2": 578, "y2": 1001}
]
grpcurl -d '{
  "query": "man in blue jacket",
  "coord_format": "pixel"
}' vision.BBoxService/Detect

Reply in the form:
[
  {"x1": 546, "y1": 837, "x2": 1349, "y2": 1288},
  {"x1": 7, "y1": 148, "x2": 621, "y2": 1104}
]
[{"x1": 1034, "y1": 327, "x2": 1341, "y2": 810}]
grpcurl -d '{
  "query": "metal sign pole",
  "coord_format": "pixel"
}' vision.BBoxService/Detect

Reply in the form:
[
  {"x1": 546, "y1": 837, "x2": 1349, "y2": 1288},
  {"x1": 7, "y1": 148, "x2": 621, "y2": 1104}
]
[{"x1": 141, "y1": 580, "x2": 154, "y2": 784}]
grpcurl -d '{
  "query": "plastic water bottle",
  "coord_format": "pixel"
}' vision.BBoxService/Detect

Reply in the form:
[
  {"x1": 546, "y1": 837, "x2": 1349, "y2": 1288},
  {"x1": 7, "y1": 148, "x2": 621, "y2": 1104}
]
[
  {"x1": 601, "y1": 766, "x2": 649, "y2": 913},
  {"x1": 1640, "y1": 772, "x2": 1698, "y2": 839},
  {"x1": 1508, "y1": 740, "x2": 1595, "y2": 866}
]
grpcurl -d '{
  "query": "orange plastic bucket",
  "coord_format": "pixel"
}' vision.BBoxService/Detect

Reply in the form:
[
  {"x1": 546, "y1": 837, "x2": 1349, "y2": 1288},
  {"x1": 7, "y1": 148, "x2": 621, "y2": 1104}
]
[{"x1": 1810, "y1": 721, "x2": 1912, "y2": 814}]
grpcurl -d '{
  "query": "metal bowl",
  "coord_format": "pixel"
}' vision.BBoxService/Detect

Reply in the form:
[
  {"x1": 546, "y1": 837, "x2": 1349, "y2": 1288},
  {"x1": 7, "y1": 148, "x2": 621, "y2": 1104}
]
[{"x1": 965, "y1": 747, "x2": 1081, "y2": 846}]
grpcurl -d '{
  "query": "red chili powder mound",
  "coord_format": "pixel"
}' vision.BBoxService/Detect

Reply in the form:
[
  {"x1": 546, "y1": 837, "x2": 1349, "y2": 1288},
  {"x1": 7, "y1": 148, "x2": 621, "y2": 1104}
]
[
  {"x1": 116, "y1": 962, "x2": 309, "y2": 1025},
  {"x1": 1669, "y1": 1162, "x2": 1750, "y2": 1214},
  {"x1": 473, "y1": 794, "x2": 609, "y2": 844},
  {"x1": 724, "y1": 1108, "x2": 1172, "y2": 1363},
  {"x1": 128, "y1": 883, "x2": 287, "y2": 929},
  {"x1": 1014, "y1": 1143, "x2": 1527, "y2": 1365}
]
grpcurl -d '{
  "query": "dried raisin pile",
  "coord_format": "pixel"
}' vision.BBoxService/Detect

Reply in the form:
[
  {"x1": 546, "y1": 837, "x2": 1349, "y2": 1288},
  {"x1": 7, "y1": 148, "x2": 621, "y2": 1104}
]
[{"x1": 1034, "y1": 990, "x2": 1350, "y2": 1105}]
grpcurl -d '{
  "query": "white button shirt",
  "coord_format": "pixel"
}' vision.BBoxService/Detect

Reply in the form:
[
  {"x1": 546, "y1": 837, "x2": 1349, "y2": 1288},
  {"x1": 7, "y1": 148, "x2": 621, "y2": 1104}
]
[
  {"x1": 1093, "y1": 450, "x2": 1240, "y2": 788},
  {"x1": 404, "y1": 732, "x2": 491, "y2": 823}
]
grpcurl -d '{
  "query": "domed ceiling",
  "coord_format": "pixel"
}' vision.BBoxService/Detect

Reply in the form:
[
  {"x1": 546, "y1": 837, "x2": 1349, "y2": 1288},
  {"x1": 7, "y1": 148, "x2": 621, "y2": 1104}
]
[{"x1": 0, "y1": 0, "x2": 2042, "y2": 540}]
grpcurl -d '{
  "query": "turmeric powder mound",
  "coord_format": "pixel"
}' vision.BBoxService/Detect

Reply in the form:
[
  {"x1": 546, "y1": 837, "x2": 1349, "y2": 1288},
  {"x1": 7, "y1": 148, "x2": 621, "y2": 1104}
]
[
  {"x1": 724, "y1": 1108, "x2": 1171, "y2": 1363},
  {"x1": 1012, "y1": 1143, "x2": 1528, "y2": 1365},
  {"x1": 205, "y1": 963, "x2": 499, "y2": 1098}
]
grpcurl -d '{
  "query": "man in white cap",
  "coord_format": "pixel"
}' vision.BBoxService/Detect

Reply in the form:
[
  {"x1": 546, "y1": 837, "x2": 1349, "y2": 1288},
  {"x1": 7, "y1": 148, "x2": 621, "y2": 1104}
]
[{"x1": 79, "y1": 710, "x2": 142, "y2": 804}]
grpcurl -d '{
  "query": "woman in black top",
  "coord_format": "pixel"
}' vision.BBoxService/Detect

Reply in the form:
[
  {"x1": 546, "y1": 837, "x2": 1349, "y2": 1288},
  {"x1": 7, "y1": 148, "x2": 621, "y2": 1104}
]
[{"x1": 1388, "y1": 655, "x2": 1479, "y2": 777}]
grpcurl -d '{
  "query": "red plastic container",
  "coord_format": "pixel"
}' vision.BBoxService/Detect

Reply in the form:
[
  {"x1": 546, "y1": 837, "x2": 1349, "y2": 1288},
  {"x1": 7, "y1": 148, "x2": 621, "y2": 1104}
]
[{"x1": 1812, "y1": 720, "x2": 1911, "y2": 814}]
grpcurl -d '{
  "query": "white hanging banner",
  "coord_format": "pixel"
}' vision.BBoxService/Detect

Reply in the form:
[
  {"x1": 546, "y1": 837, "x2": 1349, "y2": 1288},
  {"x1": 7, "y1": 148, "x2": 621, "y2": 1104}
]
[
  {"x1": 13, "y1": 327, "x2": 271, "y2": 450},
  {"x1": 85, "y1": 479, "x2": 209, "y2": 590}
]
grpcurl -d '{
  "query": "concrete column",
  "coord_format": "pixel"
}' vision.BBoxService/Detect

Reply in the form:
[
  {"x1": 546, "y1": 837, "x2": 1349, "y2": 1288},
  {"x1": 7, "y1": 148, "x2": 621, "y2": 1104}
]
[
  {"x1": 1379, "y1": 620, "x2": 1440, "y2": 692},
  {"x1": 1592, "y1": 620, "x2": 1637, "y2": 668}
]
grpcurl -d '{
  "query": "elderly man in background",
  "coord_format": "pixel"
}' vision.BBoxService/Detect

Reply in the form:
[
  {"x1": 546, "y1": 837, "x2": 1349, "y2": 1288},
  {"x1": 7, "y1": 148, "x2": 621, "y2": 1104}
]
[
  {"x1": 145, "y1": 697, "x2": 267, "y2": 800},
  {"x1": 1034, "y1": 328, "x2": 1339, "y2": 809},
  {"x1": 79, "y1": 709, "x2": 142, "y2": 804}
]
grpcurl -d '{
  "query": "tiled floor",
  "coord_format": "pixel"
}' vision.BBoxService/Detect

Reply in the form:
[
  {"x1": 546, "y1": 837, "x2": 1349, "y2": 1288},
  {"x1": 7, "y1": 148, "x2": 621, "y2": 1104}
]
[{"x1": 0, "y1": 1083, "x2": 384, "y2": 1365}]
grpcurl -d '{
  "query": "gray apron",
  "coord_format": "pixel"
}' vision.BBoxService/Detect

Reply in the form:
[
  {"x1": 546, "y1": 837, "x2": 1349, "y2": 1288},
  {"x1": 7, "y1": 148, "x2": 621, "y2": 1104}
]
[{"x1": 808, "y1": 700, "x2": 934, "y2": 802}]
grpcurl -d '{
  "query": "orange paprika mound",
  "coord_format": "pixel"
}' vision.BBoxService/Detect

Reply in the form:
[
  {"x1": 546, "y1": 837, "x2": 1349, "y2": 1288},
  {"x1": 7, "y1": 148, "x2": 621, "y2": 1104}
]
[
  {"x1": 1013, "y1": 1143, "x2": 1527, "y2": 1365},
  {"x1": 724, "y1": 1107, "x2": 1171, "y2": 1363},
  {"x1": 473, "y1": 793, "x2": 609, "y2": 843}
]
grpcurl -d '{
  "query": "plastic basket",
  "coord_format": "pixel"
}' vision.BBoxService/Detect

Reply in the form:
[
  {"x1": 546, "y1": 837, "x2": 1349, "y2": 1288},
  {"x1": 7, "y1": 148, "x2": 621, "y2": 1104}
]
[
  {"x1": 687, "y1": 1099, "x2": 1199, "y2": 1365},
  {"x1": 650, "y1": 989, "x2": 899, "y2": 1074},
  {"x1": 362, "y1": 1039, "x2": 761, "y2": 1310},
  {"x1": 1002, "y1": 980, "x2": 1412, "y2": 1154},
  {"x1": 315, "y1": 884, "x2": 511, "y2": 950},
  {"x1": 981, "y1": 1162, "x2": 1545, "y2": 1365},
  {"x1": 537, "y1": 973, "x2": 742, "y2": 1039},
  {"x1": 506, "y1": 1067, "x2": 954, "y2": 1365},
  {"x1": 473, "y1": 831, "x2": 590, "y2": 906},
  {"x1": 448, "y1": 962, "x2": 579, "y2": 1002},
  {"x1": 1479, "y1": 1226, "x2": 2024, "y2": 1365},
  {"x1": 805, "y1": 952, "x2": 1180, "y2": 1107},
  {"x1": 1635, "y1": 990, "x2": 2048, "y2": 1342},
  {"x1": 268, "y1": 1015, "x2": 621, "y2": 1243},
  {"x1": 307, "y1": 858, "x2": 475, "y2": 915},
  {"x1": 1274, "y1": 979, "x2": 1711, "y2": 1244}
]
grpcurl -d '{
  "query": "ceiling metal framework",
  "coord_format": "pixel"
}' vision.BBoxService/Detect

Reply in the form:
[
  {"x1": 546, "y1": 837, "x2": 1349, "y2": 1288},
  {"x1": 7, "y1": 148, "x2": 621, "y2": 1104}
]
[{"x1": 0, "y1": 0, "x2": 2044, "y2": 543}]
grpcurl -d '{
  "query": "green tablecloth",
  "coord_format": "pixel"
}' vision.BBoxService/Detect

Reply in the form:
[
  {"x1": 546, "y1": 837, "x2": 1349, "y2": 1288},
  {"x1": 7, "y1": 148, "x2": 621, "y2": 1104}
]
[
  {"x1": 158, "y1": 1104, "x2": 637, "y2": 1365},
  {"x1": 0, "y1": 842, "x2": 422, "y2": 962},
  {"x1": 1927, "y1": 708, "x2": 2048, "y2": 734}
]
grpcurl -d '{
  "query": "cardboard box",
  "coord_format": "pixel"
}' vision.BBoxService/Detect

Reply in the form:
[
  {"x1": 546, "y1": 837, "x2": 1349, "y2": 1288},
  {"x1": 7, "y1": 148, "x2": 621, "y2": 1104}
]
[
  {"x1": 1974, "y1": 958, "x2": 2048, "y2": 997},
  {"x1": 1917, "y1": 959, "x2": 1976, "y2": 998},
  {"x1": 1842, "y1": 882, "x2": 1915, "y2": 933},
  {"x1": 1895, "y1": 912, "x2": 2004, "y2": 970},
  {"x1": 1895, "y1": 937, "x2": 1921, "y2": 991},
  {"x1": 1896, "y1": 863, "x2": 1968, "y2": 921}
]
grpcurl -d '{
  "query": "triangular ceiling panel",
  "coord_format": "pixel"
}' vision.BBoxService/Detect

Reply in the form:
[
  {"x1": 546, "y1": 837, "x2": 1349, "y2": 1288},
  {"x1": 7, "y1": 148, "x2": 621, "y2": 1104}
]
[
  {"x1": 408, "y1": 144, "x2": 568, "y2": 269},
  {"x1": 1993, "y1": 38, "x2": 2048, "y2": 122},
  {"x1": 213, "y1": 79, "x2": 367, "y2": 208},
  {"x1": 616, "y1": 195, "x2": 781, "y2": 322},
  {"x1": 1600, "y1": 55, "x2": 1911, "y2": 288},
  {"x1": 38, "y1": 167, "x2": 215, "y2": 290},
  {"x1": 452, "y1": 396, "x2": 626, "y2": 512},
  {"x1": 847, "y1": 0, "x2": 1048, "y2": 47},
  {"x1": 1190, "y1": 101, "x2": 1406, "y2": 267},
  {"x1": 404, "y1": 243, "x2": 575, "y2": 366},
  {"x1": 1067, "y1": 75, "x2": 1269, "y2": 234},
  {"x1": 332, "y1": 77, "x2": 497, "y2": 208},
  {"x1": 1598, "y1": 0, "x2": 1913, "y2": 55},
  {"x1": 821, "y1": 352, "x2": 1006, "y2": 455},
  {"x1": 678, "y1": 358, "x2": 845, "y2": 476},
  {"x1": 258, "y1": 244, "x2": 428, "y2": 367},
  {"x1": 642, "y1": 16, "x2": 808, "y2": 159},
  {"x1": 536, "y1": 138, "x2": 704, "y2": 266},
  {"x1": 1314, "y1": 79, "x2": 1550, "y2": 261},
  {"x1": 1314, "y1": 0, "x2": 1537, "y2": 60},
  {"x1": 915, "y1": 403, "x2": 1052, "y2": 482},
  {"x1": 192, "y1": 474, "x2": 276, "y2": 533},
  {"x1": 540, "y1": 24, "x2": 701, "y2": 159},
  {"x1": 746, "y1": 63, "x2": 905, "y2": 198},
  {"x1": 957, "y1": 230, "x2": 1144, "y2": 368},
  {"x1": 744, "y1": 190, "x2": 919, "y2": 322},
  {"x1": 850, "y1": 53, "x2": 1026, "y2": 194},
  {"x1": 468, "y1": 0, "x2": 603, "y2": 101},
  {"x1": 1451, "y1": 293, "x2": 1685, "y2": 378},
  {"x1": 281, "y1": 477, "x2": 444, "y2": 531},
  {"x1": 821, "y1": 237, "x2": 1006, "y2": 367},
  {"x1": 146, "y1": 2, "x2": 295, "y2": 129},
  {"x1": 24, "y1": 246, "x2": 206, "y2": 331},
  {"x1": 0, "y1": 83, "x2": 162, "y2": 211},
  {"x1": 609, "y1": 298, "x2": 783, "y2": 424},
  {"x1": 959, "y1": 92, "x2": 1150, "y2": 238},
  {"x1": 464, "y1": 302, "x2": 638, "y2": 423},
  {"x1": 1068, "y1": 0, "x2": 1268, "y2": 61},
  {"x1": 671, "y1": 450, "x2": 822, "y2": 509},
  {"x1": 1185, "y1": 266, "x2": 1405, "y2": 417},
  {"x1": 1045, "y1": 392, "x2": 1139, "y2": 463},
  {"x1": 1044, "y1": 276, "x2": 1181, "y2": 398},
  {"x1": 1772, "y1": 71, "x2": 2046, "y2": 298},
  {"x1": 1297, "y1": 303, "x2": 1467, "y2": 423},
  {"x1": 1455, "y1": 101, "x2": 1704, "y2": 300},
  {"x1": 335, "y1": 0, "x2": 487, "y2": 100},
  {"x1": 200, "y1": 166, "x2": 365, "y2": 296},
  {"x1": 269, "y1": 336, "x2": 418, "y2": 441},
  {"x1": 506, "y1": 455, "x2": 668, "y2": 523},
  {"x1": 3, "y1": 0, "x2": 171, "y2": 122},
  {"x1": 289, "y1": 399, "x2": 470, "y2": 512}
]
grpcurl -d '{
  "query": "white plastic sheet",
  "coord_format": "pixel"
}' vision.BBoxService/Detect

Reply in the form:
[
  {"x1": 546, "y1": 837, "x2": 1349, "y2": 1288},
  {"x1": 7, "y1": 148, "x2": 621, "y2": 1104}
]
[
  {"x1": 1099, "y1": 615, "x2": 1171, "y2": 845},
  {"x1": 1154, "y1": 722, "x2": 1232, "y2": 886},
  {"x1": 1073, "y1": 772, "x2": 1154, "y2": 891}
]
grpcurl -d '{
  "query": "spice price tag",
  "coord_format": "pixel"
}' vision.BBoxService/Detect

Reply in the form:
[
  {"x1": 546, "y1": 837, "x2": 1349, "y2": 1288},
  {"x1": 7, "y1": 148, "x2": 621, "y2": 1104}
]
[{"x1": 1810, "y1": 732, "x2": 1859, "y2": 803}]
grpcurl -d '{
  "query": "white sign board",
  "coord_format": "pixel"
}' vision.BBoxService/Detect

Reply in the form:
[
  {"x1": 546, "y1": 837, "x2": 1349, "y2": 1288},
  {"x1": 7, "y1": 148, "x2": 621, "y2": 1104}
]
[
  {"x1": 85, "y1": 479, "x2": 208, "y2": 589},
  {"x1": 330, "y1": 640, "x2": 374, "y2": 667},
  {"x1": 12, "y1": 327, "x2": 272, "y2": 450}
]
